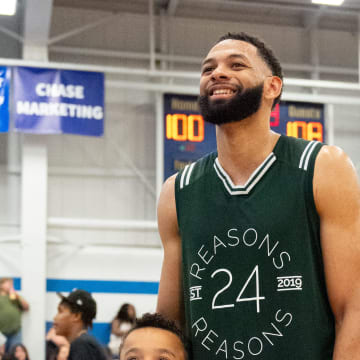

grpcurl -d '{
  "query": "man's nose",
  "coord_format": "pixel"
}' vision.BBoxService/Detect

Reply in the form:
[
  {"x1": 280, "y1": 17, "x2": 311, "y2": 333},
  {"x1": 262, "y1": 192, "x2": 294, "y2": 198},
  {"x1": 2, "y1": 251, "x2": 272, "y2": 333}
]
[{"x1": 211, "y1": 65, "x2": 229, "y2": 81}]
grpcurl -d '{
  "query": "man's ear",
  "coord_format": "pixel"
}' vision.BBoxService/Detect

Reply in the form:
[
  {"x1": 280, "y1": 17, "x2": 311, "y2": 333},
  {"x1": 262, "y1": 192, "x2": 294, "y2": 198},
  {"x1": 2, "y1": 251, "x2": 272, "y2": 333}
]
[
  {"x1": 264, "y1": 76, "x2": 282, "y2": 103},
  {"x1": 72, "y1": 312, "x2": 82, "y2": 323}
]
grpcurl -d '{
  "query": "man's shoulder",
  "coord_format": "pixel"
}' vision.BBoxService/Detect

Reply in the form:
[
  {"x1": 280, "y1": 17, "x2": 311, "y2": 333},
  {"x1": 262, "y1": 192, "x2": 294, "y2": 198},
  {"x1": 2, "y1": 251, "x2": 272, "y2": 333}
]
[
  {"x1": 175, "y1": 151, "x2": 217, "y2": 191},
  {"x1": 69, "y1": 333, "x2": 107, "y2": 360},
  {"x1": 275, "y1": 135, "x2": 324, "y2": 171},
  {"x1": 278, "y1": 134, "x2": 321, "y2": 152},
  {"x1": 71, "y1": 332, "x2": 94, "y2": 343}
]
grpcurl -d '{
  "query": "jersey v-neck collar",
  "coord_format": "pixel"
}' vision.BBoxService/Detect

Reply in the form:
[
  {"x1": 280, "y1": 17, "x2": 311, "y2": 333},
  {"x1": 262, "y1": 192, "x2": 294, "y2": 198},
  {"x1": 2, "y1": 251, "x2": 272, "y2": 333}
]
[{"x1": 213, "y1": 135, "x2": 282, "y2": 196}]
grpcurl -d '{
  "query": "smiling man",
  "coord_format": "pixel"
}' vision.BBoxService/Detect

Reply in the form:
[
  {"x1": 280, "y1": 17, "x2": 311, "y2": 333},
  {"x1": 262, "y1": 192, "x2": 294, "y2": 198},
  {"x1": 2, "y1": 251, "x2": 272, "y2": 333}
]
[
  {"x1": 119, "y1": 313, "x2": 188, "y2": 360},
  {"x1": 53, "y1": 289, "x2": 107, "y2": 360},
  {"x1": 157, "y1": 32, "x2": 360, "y2": 359}
]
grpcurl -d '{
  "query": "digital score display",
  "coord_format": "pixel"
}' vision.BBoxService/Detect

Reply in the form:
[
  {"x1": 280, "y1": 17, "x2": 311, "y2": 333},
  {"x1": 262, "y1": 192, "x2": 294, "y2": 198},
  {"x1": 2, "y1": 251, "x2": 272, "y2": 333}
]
[
  {"x1": 164, "y1": 93, "x2": 216, "y2": 180},
  {"x1": 163, "y1": 93, "x2": 325, "y2": 180},
  {"x1": 270, "y1": 101, "x2": 325, "y2": 143}
]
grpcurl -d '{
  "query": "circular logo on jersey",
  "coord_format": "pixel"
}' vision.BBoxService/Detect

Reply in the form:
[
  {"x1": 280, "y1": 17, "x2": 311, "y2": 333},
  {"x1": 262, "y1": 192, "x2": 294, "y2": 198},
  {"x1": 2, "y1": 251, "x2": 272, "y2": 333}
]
[{"x1": 187, "y1": 226, "x2": 302, "y2": 358}]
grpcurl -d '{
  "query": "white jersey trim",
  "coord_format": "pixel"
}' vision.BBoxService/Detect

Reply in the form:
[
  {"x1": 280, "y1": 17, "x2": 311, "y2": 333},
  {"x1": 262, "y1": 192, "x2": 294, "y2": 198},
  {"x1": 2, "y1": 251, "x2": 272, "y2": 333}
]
[
  {"x1": 185, "y1": 162, "x2": 196, "y2": 187},
  {"x1": 299, "y1": 141, "x2": 320, "y2": 171},
  {"x1": 180, "y1": 164, "x2": 190, "y2": 189},
  {"x1": 180, "y1": 162, "x2": 196, "y2": 190},
  {"x1": 214, "y1": 153, "x2": 277, "y2": 196}
]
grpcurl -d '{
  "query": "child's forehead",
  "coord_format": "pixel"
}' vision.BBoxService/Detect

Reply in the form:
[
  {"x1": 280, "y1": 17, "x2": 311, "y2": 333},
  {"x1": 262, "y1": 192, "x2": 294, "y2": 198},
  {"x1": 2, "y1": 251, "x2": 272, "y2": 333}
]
[
  {"x1": 122, "y1": 327, "x2": 185, "y2": 358},
  {"x1": 126, "y1": 326, "x2": 178, "y2": 341}
]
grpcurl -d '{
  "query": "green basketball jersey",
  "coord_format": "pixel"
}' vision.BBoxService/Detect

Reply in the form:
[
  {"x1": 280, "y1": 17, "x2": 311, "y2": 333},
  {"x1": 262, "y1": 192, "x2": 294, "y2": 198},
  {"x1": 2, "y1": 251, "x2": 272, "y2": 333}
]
[{"x1": 175, "y1": 135, "x2": 334, "y2": 360}]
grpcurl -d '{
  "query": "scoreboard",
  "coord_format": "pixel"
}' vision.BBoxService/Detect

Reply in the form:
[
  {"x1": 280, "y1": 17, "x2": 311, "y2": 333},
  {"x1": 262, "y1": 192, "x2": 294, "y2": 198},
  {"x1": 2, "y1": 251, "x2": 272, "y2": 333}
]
[{"x1": 163, "y1": 93, "x2": 325, "y2": 180}]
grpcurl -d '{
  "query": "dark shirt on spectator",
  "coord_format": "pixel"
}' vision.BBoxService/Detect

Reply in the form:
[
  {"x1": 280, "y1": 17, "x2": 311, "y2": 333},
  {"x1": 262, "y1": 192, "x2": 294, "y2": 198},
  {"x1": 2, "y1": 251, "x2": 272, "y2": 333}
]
[{"x1": 68, "y1": 333, "x2": 107, "y2": 360}]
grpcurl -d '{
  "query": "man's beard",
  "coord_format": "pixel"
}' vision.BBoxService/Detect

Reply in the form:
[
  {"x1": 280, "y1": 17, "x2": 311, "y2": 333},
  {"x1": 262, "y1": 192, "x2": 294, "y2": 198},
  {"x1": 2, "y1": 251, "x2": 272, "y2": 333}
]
[{"x1": 198, "y1": 83, "x2": 264, "y2": 125}]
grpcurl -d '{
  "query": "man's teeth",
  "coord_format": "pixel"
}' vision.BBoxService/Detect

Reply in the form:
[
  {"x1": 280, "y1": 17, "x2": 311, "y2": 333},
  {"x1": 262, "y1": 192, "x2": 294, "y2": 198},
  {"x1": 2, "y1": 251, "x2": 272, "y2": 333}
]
[{"x1": 213, "y1": 89, "x2": 234, "y2": 95}]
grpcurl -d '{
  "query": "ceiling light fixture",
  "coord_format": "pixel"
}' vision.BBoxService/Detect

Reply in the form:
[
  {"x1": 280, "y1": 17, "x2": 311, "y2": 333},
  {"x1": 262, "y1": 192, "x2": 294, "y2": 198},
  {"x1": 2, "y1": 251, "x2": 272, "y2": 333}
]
[
  {"x1": 312, "y1": 0, "x2": 344, "y2": 5},
  {"x1": 0, "y1": 0, "x2": 17, "y2": 16}
]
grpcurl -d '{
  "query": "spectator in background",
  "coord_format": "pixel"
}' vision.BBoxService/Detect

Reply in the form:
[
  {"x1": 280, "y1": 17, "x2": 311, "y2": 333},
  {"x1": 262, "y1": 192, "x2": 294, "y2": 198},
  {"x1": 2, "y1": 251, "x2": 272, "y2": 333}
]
[
  {"x1": 108, "y1": 303, "x2": 136, "y2": 358},
  {"x1": 7, "y1": 344, "x2": 30, "y2": 360},
  {"x1": 0, "y1": 278, "x2": 29, "y2": 352},
  {"x1": 53, "y1": 289, "x2": 107, "y2": 360},
  {"x1": 119, "y1": 313, "x2": 188, "y2": 360},
  {"x1": 0, "y1": 332, "x2": 6, "y2": 357}
]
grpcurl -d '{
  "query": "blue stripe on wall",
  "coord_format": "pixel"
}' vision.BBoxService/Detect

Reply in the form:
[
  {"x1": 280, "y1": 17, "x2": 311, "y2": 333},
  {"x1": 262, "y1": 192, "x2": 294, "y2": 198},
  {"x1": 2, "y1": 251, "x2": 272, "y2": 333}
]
[
  {"x1": 46, "y1": 279, "x2": 159, "y2": 294},
  {"x1": 13, "y1": 277, "x2": 21, "y2": 290},
  {"x1": 46, "y1": 321, "x2": 111, "y2": 345},
  {"x1": 2, "y1": 277, "x2": 159, "y2": 295}
]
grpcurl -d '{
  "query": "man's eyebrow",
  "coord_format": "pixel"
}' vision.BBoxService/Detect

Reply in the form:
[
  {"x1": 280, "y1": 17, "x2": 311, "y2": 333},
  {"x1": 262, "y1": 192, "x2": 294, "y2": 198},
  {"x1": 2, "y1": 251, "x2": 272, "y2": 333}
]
[
  {"x1": 228, "y1": 54, "x2": 249, "y2": 62},
  {"x1": 201, "y1": 57, "x2": 215, "y2": 67},
  {"x1": 201, "y1": 53, "x2": 249, "y2": 67}
]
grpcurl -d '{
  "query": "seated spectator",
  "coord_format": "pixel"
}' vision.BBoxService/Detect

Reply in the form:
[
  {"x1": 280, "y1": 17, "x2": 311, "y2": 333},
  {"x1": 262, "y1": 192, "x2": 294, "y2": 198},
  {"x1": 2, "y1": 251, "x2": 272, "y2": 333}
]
[
  {"x1": 53, "y1": 289, "x2": 107, "y2": 360},
  {"x1": 108, "y1": 303, "x2": 136, "y2": 358},
  {"x1": 119, "y1": 313, "x2": 188, "y2": 360},
  {"x1": 7, "y1": 344, "x2": 30, "y2": 360},
  {"x1": 0, "y1": 278, "x2": 29, "y2": 352}
]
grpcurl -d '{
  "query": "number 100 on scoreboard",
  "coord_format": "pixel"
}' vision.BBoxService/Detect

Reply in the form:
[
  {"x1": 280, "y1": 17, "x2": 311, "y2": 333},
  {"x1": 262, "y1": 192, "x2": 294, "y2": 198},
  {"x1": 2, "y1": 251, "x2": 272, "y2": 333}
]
[
  {"x1": 163, "y1": 93, "x2": 217, "y2": 181},
  {"x1": 166, "y1": 114, "x2": 205, "y2": 142}
]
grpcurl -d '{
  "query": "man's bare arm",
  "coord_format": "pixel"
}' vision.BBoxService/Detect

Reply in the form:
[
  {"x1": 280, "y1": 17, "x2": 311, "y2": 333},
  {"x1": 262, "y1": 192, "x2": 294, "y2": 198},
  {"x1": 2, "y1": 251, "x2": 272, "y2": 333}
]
[
  {"x1": 314, "y1": 146, "x2": 360, "y2": 359},
  {"x1": 156, "y1": 175, "x2": 184, "y2": 328}
]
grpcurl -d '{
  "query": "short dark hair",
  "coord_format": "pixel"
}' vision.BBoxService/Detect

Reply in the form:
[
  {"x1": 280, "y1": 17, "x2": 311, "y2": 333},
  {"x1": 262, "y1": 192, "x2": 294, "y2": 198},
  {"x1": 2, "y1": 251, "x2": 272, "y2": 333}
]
[
  {"x1": 217, "y1": 32, "x2": 283, "y2": 106},
  {"x1": 119, "y1": 313, "x2": 189, "y2": 359}
]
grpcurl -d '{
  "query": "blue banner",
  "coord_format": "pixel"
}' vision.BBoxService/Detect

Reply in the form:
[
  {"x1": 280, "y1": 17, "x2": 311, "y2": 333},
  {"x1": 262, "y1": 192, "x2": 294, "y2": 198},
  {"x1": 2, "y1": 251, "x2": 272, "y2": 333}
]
[
  {"x1": 13, "y1": 67, "x2": 104, "y2": 136},
  {"x1": 0, "y1": 66, "x2": 10, "y2": 133}
]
